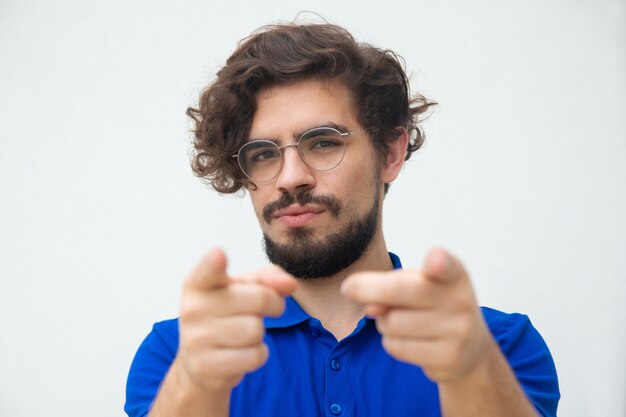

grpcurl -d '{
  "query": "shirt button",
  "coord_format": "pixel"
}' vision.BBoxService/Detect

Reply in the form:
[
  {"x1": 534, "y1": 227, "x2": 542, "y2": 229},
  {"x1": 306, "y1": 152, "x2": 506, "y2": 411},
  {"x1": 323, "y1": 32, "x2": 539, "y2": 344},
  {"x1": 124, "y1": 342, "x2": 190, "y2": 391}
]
[
  {"x1": 330, "y1": 359, "x2": 341, "y2": 371},
  {"x1": 310, "y1": 328, "x2": 320, "y2": 338},
  {"x1": 329, "y1": 403, "x2": 342, "y2": 415}
]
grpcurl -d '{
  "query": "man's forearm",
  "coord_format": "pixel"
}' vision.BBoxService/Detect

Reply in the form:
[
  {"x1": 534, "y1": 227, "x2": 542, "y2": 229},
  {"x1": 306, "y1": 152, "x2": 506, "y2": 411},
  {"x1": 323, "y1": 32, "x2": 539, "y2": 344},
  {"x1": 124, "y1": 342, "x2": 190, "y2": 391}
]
[
  {"x1": 148, "y1": 357, "x2": 230, "y2": 417},
  {"x1": 438, "y1": 339, "x2": 538, "y2": 417}
]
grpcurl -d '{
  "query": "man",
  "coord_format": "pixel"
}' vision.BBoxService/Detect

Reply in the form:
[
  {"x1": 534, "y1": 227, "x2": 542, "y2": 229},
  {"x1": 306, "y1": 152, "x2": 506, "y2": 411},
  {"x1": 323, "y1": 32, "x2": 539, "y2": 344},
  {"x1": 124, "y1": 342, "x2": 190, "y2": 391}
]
[{"x1": 125, "y1": 22, "x2": 559, "y2": 417}]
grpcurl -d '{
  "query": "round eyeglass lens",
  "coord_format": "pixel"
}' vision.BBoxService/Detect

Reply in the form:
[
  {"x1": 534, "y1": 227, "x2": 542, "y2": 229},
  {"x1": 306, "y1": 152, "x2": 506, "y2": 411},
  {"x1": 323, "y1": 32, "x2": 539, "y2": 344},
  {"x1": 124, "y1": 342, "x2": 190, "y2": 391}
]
[
  {"x1": 238, "y1": 140, "x2": 282, "y2": 182},
  {"x1": 298, "y1": 127, "x2": 346, "y2": 171}
]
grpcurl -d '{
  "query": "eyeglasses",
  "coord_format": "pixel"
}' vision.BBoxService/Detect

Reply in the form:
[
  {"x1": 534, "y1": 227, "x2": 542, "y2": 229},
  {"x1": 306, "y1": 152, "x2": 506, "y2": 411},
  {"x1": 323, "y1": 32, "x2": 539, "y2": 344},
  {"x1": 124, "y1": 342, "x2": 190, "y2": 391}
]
[{"x1": 233, "y1": 126, "x2": 357, "y2": 183}]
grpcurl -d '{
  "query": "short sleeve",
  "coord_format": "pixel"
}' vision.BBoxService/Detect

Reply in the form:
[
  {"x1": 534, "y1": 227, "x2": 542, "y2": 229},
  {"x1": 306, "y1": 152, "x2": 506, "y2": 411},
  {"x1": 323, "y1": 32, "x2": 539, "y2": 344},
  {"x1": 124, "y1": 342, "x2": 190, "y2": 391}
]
[
  {"x1": 124, "y1": 319, "x2": 180, "y2": 417},
  {"x1": 482, "y1": 307, "x2": 560, "y2": 417}
]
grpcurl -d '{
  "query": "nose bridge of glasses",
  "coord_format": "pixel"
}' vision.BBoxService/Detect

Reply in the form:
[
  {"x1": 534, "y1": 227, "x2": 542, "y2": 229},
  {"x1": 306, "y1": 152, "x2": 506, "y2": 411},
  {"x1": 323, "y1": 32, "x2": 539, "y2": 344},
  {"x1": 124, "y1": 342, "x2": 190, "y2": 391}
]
[
  {"x1": 278, "y1": 142, "x2": 300, "y2": 151},
  {"x1": 277, "y1": 141, "x2": 305, "y2": 160}
]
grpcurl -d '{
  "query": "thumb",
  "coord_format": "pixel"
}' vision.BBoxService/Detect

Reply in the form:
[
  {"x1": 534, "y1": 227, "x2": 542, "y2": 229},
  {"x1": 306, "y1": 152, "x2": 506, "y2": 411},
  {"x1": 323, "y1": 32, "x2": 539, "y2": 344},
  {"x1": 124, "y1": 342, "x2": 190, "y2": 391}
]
[
  {"x1": 185, "y1": 247, "x2": 229, "y2": 290},
  {"x1": 423, "y1": 247, "x2": 467, "y2": 284}
]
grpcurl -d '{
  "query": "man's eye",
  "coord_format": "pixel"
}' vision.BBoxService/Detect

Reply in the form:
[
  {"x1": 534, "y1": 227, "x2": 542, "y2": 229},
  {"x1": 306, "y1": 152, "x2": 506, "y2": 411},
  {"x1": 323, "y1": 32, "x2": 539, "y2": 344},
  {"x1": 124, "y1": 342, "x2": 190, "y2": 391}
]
[
  {"x1": 309, "y1": 138, "x2": 342, "y2": 151},
  {"x1": 250, "y1": 149, "x2": 280, "y2": 162}
]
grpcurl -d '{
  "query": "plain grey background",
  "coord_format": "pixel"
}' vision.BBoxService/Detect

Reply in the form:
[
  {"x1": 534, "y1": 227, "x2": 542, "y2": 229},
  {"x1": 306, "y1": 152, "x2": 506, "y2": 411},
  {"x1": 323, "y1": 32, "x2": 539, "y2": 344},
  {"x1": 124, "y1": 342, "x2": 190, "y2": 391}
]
[{"x1": 1, "y1": 1, "x2": 624, "y2": 416}]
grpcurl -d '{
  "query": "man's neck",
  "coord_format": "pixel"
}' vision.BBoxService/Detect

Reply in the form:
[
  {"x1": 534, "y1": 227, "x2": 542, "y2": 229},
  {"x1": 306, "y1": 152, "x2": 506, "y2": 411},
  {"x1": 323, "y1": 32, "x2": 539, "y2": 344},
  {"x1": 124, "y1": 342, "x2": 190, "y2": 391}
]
[{"x1": 291, "y1": 233, "x2": 393, "y2": 340}]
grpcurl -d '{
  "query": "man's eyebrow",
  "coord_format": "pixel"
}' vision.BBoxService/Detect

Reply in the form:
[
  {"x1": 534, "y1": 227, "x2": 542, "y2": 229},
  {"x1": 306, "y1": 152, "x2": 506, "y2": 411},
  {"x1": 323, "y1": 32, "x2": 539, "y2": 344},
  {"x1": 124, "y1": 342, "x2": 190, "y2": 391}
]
[
  {"x1": 247, "y1": 122, "x2": 350, "y2": 144},
  {"x1": 292, "y1": 122, "x2": 349, "y2": 140}
]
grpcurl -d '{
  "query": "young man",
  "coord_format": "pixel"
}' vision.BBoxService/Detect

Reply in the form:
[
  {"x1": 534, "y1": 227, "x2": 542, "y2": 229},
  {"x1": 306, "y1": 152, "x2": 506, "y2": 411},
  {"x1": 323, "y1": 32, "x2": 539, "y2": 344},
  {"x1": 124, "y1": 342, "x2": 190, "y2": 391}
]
[{"x1": 125, "y1": 22, "x2": 559, "y2": 417}]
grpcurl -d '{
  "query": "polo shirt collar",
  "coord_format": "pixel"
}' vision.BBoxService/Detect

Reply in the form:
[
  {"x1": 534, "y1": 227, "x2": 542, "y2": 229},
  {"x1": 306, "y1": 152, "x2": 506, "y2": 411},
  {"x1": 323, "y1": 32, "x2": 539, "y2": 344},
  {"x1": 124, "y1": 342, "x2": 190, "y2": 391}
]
[
  {"x1": 264, "y1": 252, "x2": 403, "y2": 329},
  {"x1": 264, "y1": 296, "x2": 310, "y2": 328}
]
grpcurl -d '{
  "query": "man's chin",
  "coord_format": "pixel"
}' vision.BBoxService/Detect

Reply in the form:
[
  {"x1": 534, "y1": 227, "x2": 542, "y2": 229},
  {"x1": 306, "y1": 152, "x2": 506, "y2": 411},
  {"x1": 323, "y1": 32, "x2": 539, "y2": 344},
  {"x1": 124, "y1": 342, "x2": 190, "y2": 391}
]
[
  {"x1": 262, "y1": 194, "x2": 380, "y2": 279},
  {"x1": 268, "y1": 226, "x2": 317, "y2": 242}
]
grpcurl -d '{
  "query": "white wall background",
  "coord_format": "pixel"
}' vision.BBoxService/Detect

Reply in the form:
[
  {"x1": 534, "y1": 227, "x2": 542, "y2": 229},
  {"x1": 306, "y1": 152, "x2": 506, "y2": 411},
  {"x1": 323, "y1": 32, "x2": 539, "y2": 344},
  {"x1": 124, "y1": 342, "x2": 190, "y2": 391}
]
[{"x1": 1, "y1": 1, "x2": 624, "y2": 416}]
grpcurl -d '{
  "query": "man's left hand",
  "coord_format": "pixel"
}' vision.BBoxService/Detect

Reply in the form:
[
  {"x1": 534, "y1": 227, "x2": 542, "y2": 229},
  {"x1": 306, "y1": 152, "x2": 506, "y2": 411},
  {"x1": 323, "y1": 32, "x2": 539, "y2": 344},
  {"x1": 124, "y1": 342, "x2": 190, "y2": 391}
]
[{"x1": 341, "y1": 248, "x2": 496, "y2": 384}]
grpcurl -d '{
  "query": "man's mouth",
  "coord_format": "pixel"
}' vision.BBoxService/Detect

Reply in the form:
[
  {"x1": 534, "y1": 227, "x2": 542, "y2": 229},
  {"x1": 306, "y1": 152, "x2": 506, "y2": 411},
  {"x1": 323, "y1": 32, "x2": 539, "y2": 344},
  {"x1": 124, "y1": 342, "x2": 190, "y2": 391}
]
[
  {"x1": 262, "y1": 191, "x2": 342, "y2": 224},
  {"x1": 273, "y1": 205, "x2": 325, "y2": 228}
]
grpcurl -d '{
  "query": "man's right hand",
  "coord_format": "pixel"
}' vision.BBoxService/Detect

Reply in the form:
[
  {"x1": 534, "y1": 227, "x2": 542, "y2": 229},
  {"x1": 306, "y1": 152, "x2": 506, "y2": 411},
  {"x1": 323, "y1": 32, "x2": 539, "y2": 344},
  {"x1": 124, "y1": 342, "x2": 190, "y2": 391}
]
[
  {"x1": 148, "y1": 248, "x2": 297, "y2": 416},
  {"x1": 177, "y1": 248, "x2": 297, "y2": 394}
]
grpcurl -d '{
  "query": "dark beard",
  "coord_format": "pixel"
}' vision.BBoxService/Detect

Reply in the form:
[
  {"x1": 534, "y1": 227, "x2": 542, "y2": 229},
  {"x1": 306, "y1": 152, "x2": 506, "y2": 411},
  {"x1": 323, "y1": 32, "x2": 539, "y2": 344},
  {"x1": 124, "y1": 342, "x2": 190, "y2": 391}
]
[{"x1": 263, "y1": 191, "x2": 380, "y2": 279}]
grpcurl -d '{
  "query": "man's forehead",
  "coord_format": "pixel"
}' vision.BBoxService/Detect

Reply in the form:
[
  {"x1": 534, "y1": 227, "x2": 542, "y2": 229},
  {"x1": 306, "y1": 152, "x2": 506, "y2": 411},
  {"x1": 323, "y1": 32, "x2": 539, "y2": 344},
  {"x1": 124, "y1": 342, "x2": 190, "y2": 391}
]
[{"x1": 248, "y1": 80, "x2": 359, "y2": 141}]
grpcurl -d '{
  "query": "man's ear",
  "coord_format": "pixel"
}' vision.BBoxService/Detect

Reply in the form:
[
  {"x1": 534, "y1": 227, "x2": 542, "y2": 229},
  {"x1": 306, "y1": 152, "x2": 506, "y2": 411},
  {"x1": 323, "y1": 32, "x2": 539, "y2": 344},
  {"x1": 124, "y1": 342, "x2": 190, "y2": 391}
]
[{"x1": 381, "y1": 127, "x2": 409, "y2": 183}]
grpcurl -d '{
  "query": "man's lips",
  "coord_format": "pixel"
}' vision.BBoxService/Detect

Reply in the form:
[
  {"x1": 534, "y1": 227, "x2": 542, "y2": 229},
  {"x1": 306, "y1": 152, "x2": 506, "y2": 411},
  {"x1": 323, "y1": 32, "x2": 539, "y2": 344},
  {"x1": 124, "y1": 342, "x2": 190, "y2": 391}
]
[
  {"x1": 273, "y1": 205, "x2": 325, "y2": 227},
  {"x1": 262, "y1": 191, "x2": 341, "y2": 224}
]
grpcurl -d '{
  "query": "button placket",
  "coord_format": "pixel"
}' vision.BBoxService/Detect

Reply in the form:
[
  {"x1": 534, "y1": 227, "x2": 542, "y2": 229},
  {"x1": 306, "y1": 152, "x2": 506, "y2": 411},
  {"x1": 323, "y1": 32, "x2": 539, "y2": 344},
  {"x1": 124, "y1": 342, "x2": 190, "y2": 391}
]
[{"x1": 325, "y1": 343, "x2": 351, "y2": 417}]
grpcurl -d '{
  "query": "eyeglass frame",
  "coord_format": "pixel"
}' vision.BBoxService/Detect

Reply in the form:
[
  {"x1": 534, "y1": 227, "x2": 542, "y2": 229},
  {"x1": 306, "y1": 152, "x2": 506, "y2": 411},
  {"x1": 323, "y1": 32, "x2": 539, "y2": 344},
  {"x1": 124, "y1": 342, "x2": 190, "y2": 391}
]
[{"x1": 232, "y1": 126, "x2": 363, "y2": 183}]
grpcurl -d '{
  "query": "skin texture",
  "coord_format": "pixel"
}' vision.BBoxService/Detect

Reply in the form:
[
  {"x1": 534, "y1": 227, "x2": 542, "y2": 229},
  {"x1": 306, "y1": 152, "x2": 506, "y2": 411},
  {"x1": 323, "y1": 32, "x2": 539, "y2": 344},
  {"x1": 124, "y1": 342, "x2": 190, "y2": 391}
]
[
  {"x1": 247, "y1": 80, "x2": 385, "y2": 248},
  {"x1": 148, "y1": 80, "x2": 539, "y2": 417}
]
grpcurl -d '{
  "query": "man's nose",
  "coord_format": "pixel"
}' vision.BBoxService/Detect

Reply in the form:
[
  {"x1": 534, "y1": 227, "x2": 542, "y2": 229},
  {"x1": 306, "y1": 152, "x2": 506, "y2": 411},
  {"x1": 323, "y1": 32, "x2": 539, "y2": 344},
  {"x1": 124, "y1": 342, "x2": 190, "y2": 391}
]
[{"x1": 274, "y1": 145, "x2": 316, "y2": 193}]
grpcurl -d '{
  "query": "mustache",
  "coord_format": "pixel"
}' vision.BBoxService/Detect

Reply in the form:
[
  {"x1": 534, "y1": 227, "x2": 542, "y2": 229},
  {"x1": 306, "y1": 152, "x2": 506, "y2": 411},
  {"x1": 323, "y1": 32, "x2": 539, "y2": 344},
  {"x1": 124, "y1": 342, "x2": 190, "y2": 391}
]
[{"x1": 262, "y1": 190, "x2": 342, "y2": 224}]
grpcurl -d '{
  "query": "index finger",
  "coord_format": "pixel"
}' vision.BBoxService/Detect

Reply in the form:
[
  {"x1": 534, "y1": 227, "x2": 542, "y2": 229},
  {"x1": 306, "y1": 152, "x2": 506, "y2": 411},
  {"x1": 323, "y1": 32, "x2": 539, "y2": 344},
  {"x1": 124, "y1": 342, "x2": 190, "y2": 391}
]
[
  {"x1": 341, "y1": 269, "x2": 439, "y2": 309},
  {"x1": 234, "y1": 265, "x2": 298, "y2": 297},
  {"x1": 423, "y1": 247, "x2": 468, "y2": 285},
  {"x1": 184, "y1": 247, "x2": 229, "y2": 290}
]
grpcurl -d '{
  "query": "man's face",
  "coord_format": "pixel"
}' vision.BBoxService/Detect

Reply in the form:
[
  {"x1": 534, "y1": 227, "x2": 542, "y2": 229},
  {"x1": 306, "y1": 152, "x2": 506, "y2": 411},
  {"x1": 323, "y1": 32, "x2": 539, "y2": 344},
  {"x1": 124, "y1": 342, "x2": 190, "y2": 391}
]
[{"x1": 247, "y1": 80, "x2": 384, "y2": 278}]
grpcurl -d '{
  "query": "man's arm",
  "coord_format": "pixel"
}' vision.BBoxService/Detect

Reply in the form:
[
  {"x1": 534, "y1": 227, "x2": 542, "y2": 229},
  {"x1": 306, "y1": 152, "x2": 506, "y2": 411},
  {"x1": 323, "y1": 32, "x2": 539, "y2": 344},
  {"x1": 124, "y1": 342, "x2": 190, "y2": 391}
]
[
  {"x1": 148, "y1": 355, "x2": 231, "y2": 417},
  {"x1": 341, "y1": 248, "x2": 540, "y2": 417},
  {"x1": 148, "y1": 249, "x2": 296, "y2": 417},
  {"x1": 437, "y1": 337, "x2": 538, "y2": 416}
]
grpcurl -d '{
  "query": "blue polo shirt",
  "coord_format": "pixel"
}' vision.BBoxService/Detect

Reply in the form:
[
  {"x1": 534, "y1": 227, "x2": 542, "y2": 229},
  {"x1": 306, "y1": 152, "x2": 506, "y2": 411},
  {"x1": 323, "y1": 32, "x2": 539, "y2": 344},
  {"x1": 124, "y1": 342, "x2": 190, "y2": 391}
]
[{"x1": 125, "y1": 254, "x2": 559, "y2": 416}]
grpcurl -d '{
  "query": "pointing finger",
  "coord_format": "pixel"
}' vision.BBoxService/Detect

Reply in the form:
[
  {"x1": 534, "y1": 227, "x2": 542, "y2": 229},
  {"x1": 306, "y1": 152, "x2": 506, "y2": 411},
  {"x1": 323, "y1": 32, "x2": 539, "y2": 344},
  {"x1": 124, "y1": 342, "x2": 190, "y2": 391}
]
[
  {"x1": 185, "y1": 248, "x2": 229, "y2": 290},
  {"x1": 423, "y1": 247, "x2": 467, "y2": 285},
  {"x1": 341, "y1": 270, "x2": 439, "y2": 308},
  {"x1": 235, "y1": 265, "x2": 298, "y2": 296}
]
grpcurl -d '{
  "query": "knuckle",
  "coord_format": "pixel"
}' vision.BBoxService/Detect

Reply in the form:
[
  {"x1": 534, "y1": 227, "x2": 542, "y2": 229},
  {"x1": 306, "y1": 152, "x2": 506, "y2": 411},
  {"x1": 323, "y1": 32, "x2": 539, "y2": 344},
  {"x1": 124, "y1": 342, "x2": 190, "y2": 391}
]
[
  {"x1": 191, "y1": 356, "x2": 216, "y2": 380},
  {"x1": 385, "y1": 311, "x2": 402, "y2": 332},
  {"x1": 382, "y1": 337, "x2": 413, "y2": 365},
  {"x1": 180, "y1": 287, "x2": 224, "y2": 319},
  {"x1": 251, "y1": 288, "x2": 275, "y2": 313},
  {"x1": 252, "y1": 344, "x2": 270, "y2": 367},
  {"x1": 451, "y1": 291, "x2": 474, "y2": 312},
  {"x1": 179, "y1": 299, "x2": 203, "y2": 323},
  {"x1": 381, "y1": 336, "x2": 400, "y2": 355},
  {"x1": 264, "y1": 296, "x2": 285, "y2": 318},
  {"x1": 238, "y1": 317, "x2": 265, "y2": 344},
  {"x1": 185, "y1": 335, "x2": 204, "y2": 352},
  {"x1": 180, "y1": 291, "x2": 220, "y2": 322},
  {"x1": 449, "y1": 315, "x2": 473, "y2": 344},
  {"x1": 374, "y1": 317, "x2": 387, "y2": 334},
  {"x1": 238, "y1": 345, "x2": 269, "y2": 372},
  {"x1": 179, "y1": 305, "x2": 194, "y2": 322},
  {"x1": 383, "y1": 310, "x2": 411, "y2": 336},
  {"x1": 181, "y1": 328, "x2": 213, "y2": 354},
  {"x1": 444, "y1": 345, "x2": 463, "y2": 370}
]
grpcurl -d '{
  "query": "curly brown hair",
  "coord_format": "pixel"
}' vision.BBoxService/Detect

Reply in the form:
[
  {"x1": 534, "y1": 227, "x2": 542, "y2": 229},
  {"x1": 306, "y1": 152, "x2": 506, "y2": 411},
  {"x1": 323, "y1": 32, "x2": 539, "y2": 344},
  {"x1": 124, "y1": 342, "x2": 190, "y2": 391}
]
[{"x1": 187, "y1": 22, "x2": 436, "y2": 194}]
